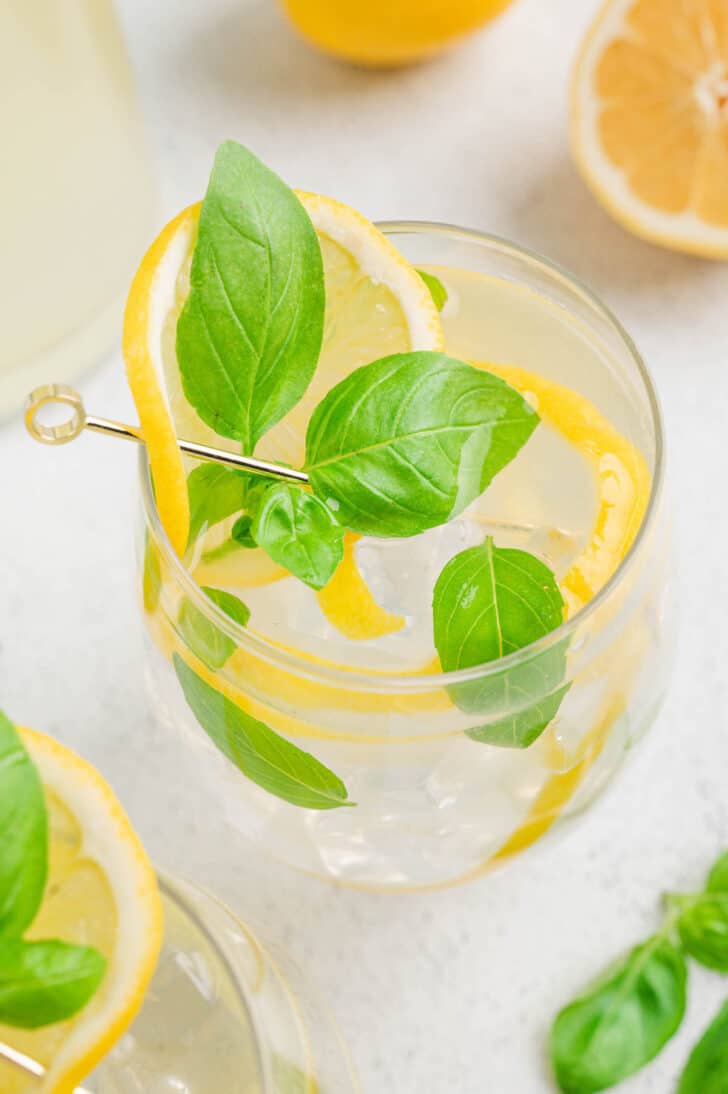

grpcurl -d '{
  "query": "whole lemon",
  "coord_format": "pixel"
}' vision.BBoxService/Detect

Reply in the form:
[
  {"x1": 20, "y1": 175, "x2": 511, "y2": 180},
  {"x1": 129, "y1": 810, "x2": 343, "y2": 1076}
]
[{"x1": 279, "y1": 0, "x2": 516, "y2": 66}]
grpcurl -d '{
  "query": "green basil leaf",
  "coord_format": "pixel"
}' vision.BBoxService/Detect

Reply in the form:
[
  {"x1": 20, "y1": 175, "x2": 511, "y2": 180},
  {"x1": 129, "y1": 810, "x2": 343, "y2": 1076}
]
[
  {"x1": 678, "y1": 999, "x2": 728, "y2": 1094},
  {"x1": 707, "y1": 851, "x2": 728, "y2": 893},
  {"x1": 187, "y1": 464, "x2": 256, "y2": 546},
  {"x1": 417, "y1": 269, "x2": 448, "y2": 311},
  {"x1": 0, "y1": 711, "x2": 47, "y2": 938},
  {"x1": 432, "y1": 539, "x2": 568, "y2": 747},
  {"x1": 232, "y1": 514, "x2": 257, "y2": 548},
  {"x1": 142, "y1": 536, "x2": 163, "y2": 614},
  {"x1": 465, "y1": 684, "x2": 571, "y2": 749},
  {"x1": 550, "y1": 936, "x2": 687, "y2": 1093},
  {"x1": 677, "y1": 894, "x2": 728, "y2": 972},
  {"x1": 178, "y1": 587, "x2": 250, "y2": 671},
  {"x1": 305, "y1": 352, "x2": 538, "y2": 538},
  {"x1": 0, "y1": 938, "x2": 106, "y2": 1029},
  {"x1": 173, "y1": 656, "x2": 354, "y2": 809},
  {"x1": 177, "y1": 141, "x2": 325, "y2": 452},
  {"x1": 252, "y1": 483, "x2": 344, "y2": 590}
]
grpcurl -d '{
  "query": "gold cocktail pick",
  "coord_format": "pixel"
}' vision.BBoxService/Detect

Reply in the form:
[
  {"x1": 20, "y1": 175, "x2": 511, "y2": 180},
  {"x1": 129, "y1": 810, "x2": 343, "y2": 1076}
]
[
  {"x1": 0, "y1": 1038, "x2": 91, "y2": 1092},
  {"x1": 24, "y1": 384, "x2": 309, "y2": 485}
]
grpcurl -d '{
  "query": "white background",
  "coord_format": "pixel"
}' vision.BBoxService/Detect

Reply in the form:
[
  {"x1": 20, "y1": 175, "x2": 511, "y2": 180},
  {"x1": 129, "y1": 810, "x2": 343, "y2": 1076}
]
[{"x1": 3, "y1": 0, "x2": 728, "y2": 1090}]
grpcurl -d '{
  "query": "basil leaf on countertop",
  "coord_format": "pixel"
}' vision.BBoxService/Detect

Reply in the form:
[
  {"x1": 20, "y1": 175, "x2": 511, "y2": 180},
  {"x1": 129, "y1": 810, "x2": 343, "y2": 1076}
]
[
  {"x1": 707, "y1": 850, "x2": 728, "y2": 894},
  {"x1": 252, "y1": 482, "x2": 344, "y2": 590},
  {"x1": 177, "y1": 141, "x2": 325, "y2": 453},
  {"x1": 432, "y1": 539, "x2": 567, "y2": 747},
  {"x1": 674, "y1": 892, "x2": 728, "y2": 973},
  {"x1": 305, "y1": 352, "x2": 538, "y2": 538},
  {"x1": 173, "y1": 656, "x2": 354, "y2": 810},
  {"x1": 0, "y1": 938, "x2": 106, "y2": 1029},
  {"x1": 0, "y1": 711, "x2": 48, "y2": 939},
  {"x1": 550, "y1": 935, "x2": 687, "y2": 1093},
  {"x1": 677, "y1": 999, "x2": 728, "y2": 1094}
]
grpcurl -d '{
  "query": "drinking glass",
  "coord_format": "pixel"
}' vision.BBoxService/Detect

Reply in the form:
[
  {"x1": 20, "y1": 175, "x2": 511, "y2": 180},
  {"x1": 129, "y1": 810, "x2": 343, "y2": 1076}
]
[
  {"x1": 138, "y1": 225, "x2": 673, "y2": 890},
  {"x1": 91, "y1": 873, "x2": 358, "y2": 1092}
]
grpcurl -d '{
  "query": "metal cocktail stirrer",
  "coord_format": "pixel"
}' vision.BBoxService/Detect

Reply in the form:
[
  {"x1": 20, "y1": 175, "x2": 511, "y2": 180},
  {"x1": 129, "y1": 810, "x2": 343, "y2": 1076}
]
[
  {"x1": 24, "y1": 383, "x2": 310, "y2": 484},
  {"x1": 15, "y1": 383, "x2": 309, "y2": 1088}
]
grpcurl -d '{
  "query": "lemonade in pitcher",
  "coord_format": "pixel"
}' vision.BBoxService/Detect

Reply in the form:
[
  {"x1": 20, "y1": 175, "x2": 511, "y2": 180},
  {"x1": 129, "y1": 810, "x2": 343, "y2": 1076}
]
[
  {"x1": 0, "y1": 1, "x2": 154, "y2": 417},
  {"x1": 124, "y1": 143, "x2": 672, "y2": 890}
]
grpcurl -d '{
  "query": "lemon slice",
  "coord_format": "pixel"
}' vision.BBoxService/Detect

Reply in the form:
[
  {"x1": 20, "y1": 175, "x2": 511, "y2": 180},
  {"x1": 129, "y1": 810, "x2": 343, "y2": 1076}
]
[
  {"x1": 0, "y1": 730, "x2": 162, "y2": 1094},
  {"x1": 572, "y1": 0, "x2": 728, "y2": 256},
  {"x1": 123, "y1": 206, "x2": 198, "y2": 556},
  {"x1": 481, "y1": 362, "x2": 651, "y2": 615}
]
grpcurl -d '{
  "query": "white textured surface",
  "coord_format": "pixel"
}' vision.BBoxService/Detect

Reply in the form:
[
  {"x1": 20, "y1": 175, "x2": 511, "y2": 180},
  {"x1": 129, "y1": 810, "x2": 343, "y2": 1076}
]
[{"x1": 3, "y1": 0, "x2": 728, "y2": 1090}]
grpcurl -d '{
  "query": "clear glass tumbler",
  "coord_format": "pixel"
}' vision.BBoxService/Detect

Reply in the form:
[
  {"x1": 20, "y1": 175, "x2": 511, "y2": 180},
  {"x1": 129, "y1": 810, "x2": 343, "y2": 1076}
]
[
  {"x1": 138, "y1": 225, "x2": 673, "y2": 891},
  {"x1": 91, "y1": 874, "x2": 358, "y2": 1092},
  {"x1": 0, "y1": 1, "x2": 155, "y2": 418}
]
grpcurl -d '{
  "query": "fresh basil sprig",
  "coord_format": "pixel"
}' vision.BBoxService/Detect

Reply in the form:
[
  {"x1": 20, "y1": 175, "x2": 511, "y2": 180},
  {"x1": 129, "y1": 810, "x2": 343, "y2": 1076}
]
[
  {"x1": 551, "y1": 935, "x2": 687, "y2": 1093},
  {"x1": 677, "y1": 999, "x2": 728, "y2": 1093},
  {"x1": 305, "y1": 352, "x2": 538, "y2": 538},
  {"x1": 252, "y1": 483, "x2": 345, "y2": 590},
  {"x1": 173, "y1": 656, "x2": 354, "y2": 810},
  {"x1": 551, "y1": 849, "x2": 728, "y2": 1093},
  {"x1": 432, "y1": 539, "x2": 568, "y2": 748},
  {"x1": 0, "y1": 711, "x2": 106, "y2": 1029},
  {"x1": 177, "y1": 142, "x2": 325, "y2": 453}
]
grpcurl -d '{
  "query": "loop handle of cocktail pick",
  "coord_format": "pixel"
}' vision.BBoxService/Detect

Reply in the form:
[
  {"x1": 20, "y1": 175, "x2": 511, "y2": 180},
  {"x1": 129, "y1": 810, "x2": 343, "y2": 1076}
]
[
  {"x1": 24, "y1": 384, "x2": 309, "y2": 485},
  {"x1": 0, "y1": 1037, "x2": 92, "y2": 1092}
]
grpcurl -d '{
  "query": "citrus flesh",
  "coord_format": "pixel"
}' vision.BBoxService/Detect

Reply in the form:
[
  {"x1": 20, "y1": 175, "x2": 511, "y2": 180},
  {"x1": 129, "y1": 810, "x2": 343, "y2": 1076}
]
[
  {"x1": 572, "y1": 0, "x2": 728, "y2": 255},
  {"x1": 279, "y1": 0, "x2": 515, "y2": 66},
  {"x1": 0, "y1": 731, "x2": 162, "y2": 1094}
]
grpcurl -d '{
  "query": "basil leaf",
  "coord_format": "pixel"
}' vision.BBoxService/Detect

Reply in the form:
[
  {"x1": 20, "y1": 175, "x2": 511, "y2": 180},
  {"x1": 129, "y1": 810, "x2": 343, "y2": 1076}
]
[
  {"x1": 418, "y1": 269, "x2": 448, "y2": 311},
  {"x1": 678, "y1": 999, "x2": 728, "y2": 1094},
  {"x1": 178, "y1": 587, "x2": 250, "y2": 671},
  {"x1": 305, "y1": 352, "x2": 538, "y2": 538},
  {"x1": 173, "y1": 656, "x2": 354, "y2": 809},
  {"x1": 187, "y1": 464, "x2": 256, "y2": 546},
  {"x1": 252, "y1": 483, "x2": 344, "y2": 590},
  {"x1": 707, "y1": 851, "x2": 728, "y2": 893},
  {"x1": 0, "y1": 711, "x2": 47, "y2": 938},
  {"x1": 142, "y1": 537, "x2": 162, "y2": 614},
  {"x1": 432, "y1": 540, "x2": 568, "y2": 747},
  {"x1": 177, "y1": 141, "x2": 325, "y2": 452},
  {"x1": 232, "y1": 514, "x2": 257, "y2": 548},
  {"x1": 676, "y1": 894, "x2": 728, "y2": 972},
  {"x1": 0, "y1": 938, "x2": 106, "y2": 1029},
  {"x1": 466, "y1": 684, "x2": 571, "y2": 748},
  {"x1": 550, "y1": 936, "x2": 687, "y2": 1093}
]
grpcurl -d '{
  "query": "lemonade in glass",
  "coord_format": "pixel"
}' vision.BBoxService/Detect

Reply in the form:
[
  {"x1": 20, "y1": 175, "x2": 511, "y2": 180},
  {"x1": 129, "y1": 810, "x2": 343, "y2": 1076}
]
[
  {"x1": 0, "y1": 712, "x2": 356, "y2": 1093},
  {"x1": 130, "y1": 143, "x2": 672, "y2": 890}
]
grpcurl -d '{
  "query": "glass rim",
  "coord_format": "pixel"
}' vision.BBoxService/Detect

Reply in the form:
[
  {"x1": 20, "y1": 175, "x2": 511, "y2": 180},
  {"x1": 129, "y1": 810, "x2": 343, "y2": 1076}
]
[
  {"x1": 140, "y1": 221, "x2": 665, "y2": 695},
  {"x1": 158, "y1": 872, "x2": 274, "y2": 1092}
]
